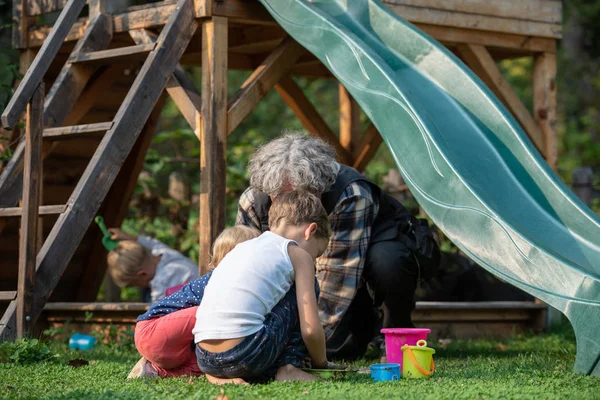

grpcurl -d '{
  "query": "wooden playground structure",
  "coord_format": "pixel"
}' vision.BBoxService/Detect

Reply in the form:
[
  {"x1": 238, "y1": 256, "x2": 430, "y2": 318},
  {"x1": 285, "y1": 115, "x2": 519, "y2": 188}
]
[{"x1": 0, "y1": 0, "x2": 561, "y2": 340}]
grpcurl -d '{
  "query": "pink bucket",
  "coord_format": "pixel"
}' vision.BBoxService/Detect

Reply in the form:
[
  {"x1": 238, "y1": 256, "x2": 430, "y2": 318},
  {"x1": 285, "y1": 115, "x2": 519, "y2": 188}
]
[{"x1": 381, "y1": 328, "x2": 430, "y2": 370}]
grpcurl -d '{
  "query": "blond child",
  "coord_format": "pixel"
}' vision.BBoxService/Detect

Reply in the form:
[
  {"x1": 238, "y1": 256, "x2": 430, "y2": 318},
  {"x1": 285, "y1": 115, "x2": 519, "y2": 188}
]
[
  {"x1": 107, "y1": 230, "x2": 198, "y2": 302},
  {"x1": 127, "y1": 226, "x2": 260, "y2": 379},
  {"x1": 194, "y1": 191, "x2": 333, "y2": 383}
]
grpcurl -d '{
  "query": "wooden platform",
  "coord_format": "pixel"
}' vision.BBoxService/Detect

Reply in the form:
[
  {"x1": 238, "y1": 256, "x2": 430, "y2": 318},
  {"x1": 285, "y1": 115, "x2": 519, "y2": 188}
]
[{"x1": 38, "y1": 301, "x2": 547, "y2": 340}]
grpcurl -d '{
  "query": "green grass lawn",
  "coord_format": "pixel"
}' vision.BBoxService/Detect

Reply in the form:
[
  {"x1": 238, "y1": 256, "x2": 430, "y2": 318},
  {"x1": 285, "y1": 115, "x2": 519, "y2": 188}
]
[{"x1": 2, "y1": 322, "x2": 599, "y2": 400}]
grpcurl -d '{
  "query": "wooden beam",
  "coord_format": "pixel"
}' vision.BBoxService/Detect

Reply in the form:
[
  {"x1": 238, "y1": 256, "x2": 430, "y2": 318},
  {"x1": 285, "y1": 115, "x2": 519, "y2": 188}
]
[
  {"x1": 339, "y1": 84, "x2": 361, "y2": 153},
  {"x1": 0, "y1": 205, "x2": 67, "y2": 217},
  {"x1": 456, "y1": 44, "x2": 546, "y2": 156},
  {"x1": 0, "y1": 0, "x2": 197, "y2": 342},
  {"x1": 43, "y1": 122, "x2": 113, "y2": 140},
  {"x1": 353, "y1": 124, "x2": 383, "y2": 172},
  {"x1": 228, "y1": 26, "x2": 285, "y2": 54},
  {"x1": 212, "y1": 0, "x2": 275, "y2": 26},
  {"x1": 383, "y1": 0, "x2": 562, "y2": 24},
  {"x1": 0, "y1": 292, "x2": 18, "y2": 302},
  {"x1": 70, "y1": 44, "x2": 156, "y2": 66},
  {"x1": 13, "y1": 0, "x2": 29, "y2": 49},
  {"x1": 416, "y1": 24, "x2": 557, "y2": 54},
  {"x1": 44, "y1": 13, "x2": 113, "y2": 128},
  {"x1": 199, "y1": 16, "x2": 228, "y2": 274},
  {"x1": 533, "y1": 52, "x2": 558, "y2": 170},
  {"x1": 64, "y1": 65, "x2": 123, "y2": 125},
  {"x1": 385, "y1": 3, "x2": 561, "y2": 39},
  {"x1": 275, "y1": 76, "x2": 353, "y2": 165},
  {"x1": 76, "y1": 96, "x2": 167, "y2": 301},
  {"x1": 17, "y1": 83, "x2": 44, "y2": 338},
  {"x1": 2, "y1": 0, "x2": 88, "y2": 129},
  {"x1": 227, "y1": 36, "x2": 305, "y2": 135},
  {"x1": 88, "y1": 0, "x2": 112, "y2": 15},
  {"x1": 130, "y1": 29, "x2": 202, "y2": 137}
]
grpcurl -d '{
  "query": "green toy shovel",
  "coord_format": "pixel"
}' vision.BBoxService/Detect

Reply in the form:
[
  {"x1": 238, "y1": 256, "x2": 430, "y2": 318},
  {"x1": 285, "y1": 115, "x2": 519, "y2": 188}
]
[{"x1": 94, "y1": 216, "x2": 118, "y2": 251}]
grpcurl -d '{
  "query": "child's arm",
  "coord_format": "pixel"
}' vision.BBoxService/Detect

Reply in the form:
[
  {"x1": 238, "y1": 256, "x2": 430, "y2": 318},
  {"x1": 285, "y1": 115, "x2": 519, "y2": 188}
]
[{"x1": 289, "y1": 245, "x2": 328, "y2": 369}]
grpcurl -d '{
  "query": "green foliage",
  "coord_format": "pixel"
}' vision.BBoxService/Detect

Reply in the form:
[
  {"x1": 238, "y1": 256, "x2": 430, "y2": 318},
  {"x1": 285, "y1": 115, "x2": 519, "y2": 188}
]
[{"x1": 0, "y1": 339, "x2": 59, "y2": 364}]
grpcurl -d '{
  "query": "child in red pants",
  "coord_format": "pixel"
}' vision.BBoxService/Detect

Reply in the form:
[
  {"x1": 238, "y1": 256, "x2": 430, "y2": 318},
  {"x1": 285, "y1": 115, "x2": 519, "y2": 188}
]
[{"x1": 128, "y1": 226, "x2": 260, "y2": 378}]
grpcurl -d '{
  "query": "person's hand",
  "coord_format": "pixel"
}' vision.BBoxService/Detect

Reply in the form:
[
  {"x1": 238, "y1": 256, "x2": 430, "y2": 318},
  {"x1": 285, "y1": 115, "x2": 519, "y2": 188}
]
[{"x1": 108, "y1": 228, "x2": 137, "y2": 241}]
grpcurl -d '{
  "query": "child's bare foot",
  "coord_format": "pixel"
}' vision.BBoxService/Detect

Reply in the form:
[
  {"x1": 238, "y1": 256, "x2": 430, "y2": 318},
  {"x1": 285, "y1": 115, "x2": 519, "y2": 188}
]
[
  {"x1": 205, "y1": 374, "x2": 248, "y2": 385},
  {"x1": 275, "y1": 364, "x2": 319, "y2": 382}
]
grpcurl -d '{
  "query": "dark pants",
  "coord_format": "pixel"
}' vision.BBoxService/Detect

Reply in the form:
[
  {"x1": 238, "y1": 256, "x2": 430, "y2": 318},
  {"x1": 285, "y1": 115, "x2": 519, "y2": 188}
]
[
  {"x1": 326, "y1": 238, "x2": 440, "y2": 361},
  {"x1": 196, "y1": 283, "x2": 318, "y2": 381}
]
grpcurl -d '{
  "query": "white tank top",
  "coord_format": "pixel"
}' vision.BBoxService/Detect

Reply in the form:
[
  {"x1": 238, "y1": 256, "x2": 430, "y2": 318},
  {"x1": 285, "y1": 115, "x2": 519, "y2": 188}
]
[{"x1": 193, "y1": 231, "x2": 297, "y2": 343}]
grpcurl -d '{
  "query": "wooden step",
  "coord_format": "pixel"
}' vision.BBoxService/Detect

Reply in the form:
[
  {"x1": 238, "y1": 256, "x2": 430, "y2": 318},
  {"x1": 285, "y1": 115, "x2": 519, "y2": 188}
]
[
  {"x1": 0, "y1": 291, "x2": 17, "y2": 302},
  {"x1": 70, "y1": 44, "x2": 156, "y2": 66},
  {"x1": 43, "y1": 122, "x2": 113, "y2": 141},
  {"x1": 0, "y1": 204, "x2": 67, "y2": 217}
]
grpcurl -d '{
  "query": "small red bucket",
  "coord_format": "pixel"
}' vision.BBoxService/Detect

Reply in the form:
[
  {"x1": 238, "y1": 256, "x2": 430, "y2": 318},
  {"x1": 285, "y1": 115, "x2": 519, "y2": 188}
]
[{"x1": 381, "y1": 328, "x2": 430, "y2": 370}]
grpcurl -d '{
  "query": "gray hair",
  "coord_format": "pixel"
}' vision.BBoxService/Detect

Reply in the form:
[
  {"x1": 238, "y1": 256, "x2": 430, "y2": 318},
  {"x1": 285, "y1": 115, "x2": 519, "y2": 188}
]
[{"x1": 248, "y1": 133, "x2": 339, "y2": 196}]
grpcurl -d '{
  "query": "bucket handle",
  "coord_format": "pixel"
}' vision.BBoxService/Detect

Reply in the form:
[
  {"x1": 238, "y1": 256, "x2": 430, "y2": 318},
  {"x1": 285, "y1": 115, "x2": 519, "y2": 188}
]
[{"x1": 402, "y1": 344, "x2": 435, "y2": 376}]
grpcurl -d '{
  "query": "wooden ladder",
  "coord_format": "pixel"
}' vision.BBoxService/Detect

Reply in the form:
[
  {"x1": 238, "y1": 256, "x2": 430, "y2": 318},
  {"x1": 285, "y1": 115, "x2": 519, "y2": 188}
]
[{"x1": 0, "y1": 0, "x2": 197, "y2": 341}]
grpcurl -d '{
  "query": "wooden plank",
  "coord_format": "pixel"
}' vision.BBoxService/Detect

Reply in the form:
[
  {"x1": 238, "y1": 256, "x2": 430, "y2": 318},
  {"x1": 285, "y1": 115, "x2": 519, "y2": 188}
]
[
  {"x1": 130, "y1": 29, "x2": 202, "y2": 137},
  {"x1": 456, "y1": 44, "x2": 546, "y2": 156},
  {"x1": 2, "y1": 0, "x2": 88, "y2": 129},
  {"x1": 0, "y1": 205, "x2": 67, "y2": 217},
  {"x1": 76, "y1": 96, "x2": 166, "y2": 301},
  {"x1": 416, "y1": 24, "x2": 556, "y2": 54},
  {"x1": 275, "y1": 76, "x2": 353, "y2": 165},
  {"x1": 383, "y1": 0, "x2": 562, "y2": 24},
  {"x1": 199, "y1": 16, "x2": 228, "y2": 275},
  {"x1": 0, "y1": 0, "x2": 197, "y2": 342},
  {"x1": 42, "y1": 122, "x2": 113, "y2": 140},
  {"x1": 339, "y1": 84, "x2": 361, "y2": 153},
  {"x1": 0, "y1": 292, "x2": 18, "y2": 302},
  {"x1": 45, "y1": 13, "x2": 113, "y2": 128},
  {"x1": 111, "y1": 2, "x2": 177, "y2": 34},
  {"x1": 228, "y1": 25, "x2": 285, "y2": 54},
  {"x1": 385, "y1": 4, "x2": 561, "y2": 39},
  {"x1": 88, "y1": 0, "x2": 112, "y2": 15},
  {"x1": 212, "y1": 0, "x2": 275, "y2": 26},
  {"x1": 353, "y1": 124, "x2": 383, "y2": 172},
  {"x1": 13, "y1": 0, "x2": 29, "y2": 48},
  {"x1": 194, "y1": 0, "x2": 211, "y2": 18},
  {"x1": 227, "y1": 36, "x2": 305, "y2": 135},
  {"x1": 533, "y1": 52, "x2": 557, "y2": 170},
  {"x1": 63, "y1": 65, "x2": 123, "y2": 125},
  {"x1": 17, "y1": 83, "x2": 44, "y2": 338},
  {"x1": 70, "y1": 44, "x2": 155, "y2": 66}
]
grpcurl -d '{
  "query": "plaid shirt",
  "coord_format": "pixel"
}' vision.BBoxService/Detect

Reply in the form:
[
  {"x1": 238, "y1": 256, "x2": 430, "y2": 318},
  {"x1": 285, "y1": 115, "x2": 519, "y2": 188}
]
[{"x1": 236, "y1": 182, "x2": 379, "y2": 339}]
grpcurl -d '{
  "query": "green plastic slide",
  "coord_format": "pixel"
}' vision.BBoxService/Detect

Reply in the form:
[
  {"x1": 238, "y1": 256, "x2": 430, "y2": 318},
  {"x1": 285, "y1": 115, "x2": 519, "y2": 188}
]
[{"x1": 259, "y1": 0, "x2": 600, "y2": 376}]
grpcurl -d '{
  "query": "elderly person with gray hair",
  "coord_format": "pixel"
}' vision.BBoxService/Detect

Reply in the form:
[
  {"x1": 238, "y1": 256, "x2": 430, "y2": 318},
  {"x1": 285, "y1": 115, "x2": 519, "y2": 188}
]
[{"x1": 237, "y1": 133, "x2": 440, "y2": 360}]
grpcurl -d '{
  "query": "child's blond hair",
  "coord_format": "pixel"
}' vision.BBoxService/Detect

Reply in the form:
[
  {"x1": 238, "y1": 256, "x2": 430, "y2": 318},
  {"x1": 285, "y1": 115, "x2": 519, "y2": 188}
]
[
  {"x1": 107, "y1": 240, "x2": 151, "y2": 287},
  {"x1": 268, "y1": 190, "x2": 331, "y2": 240},
  {"x1": 210, "y1": 225, "x2": 261, "y2": 268}
]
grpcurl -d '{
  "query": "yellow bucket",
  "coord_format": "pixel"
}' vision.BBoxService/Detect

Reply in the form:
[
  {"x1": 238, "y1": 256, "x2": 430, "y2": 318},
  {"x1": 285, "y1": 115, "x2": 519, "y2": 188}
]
[{"x1": 401, "y1": 340, "x2": 435, "y2": 378}]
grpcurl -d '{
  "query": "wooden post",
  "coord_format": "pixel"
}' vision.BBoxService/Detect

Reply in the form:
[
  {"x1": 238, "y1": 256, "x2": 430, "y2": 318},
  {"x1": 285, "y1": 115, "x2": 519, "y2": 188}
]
[
  {"x1": 13, "y1": 0, "x2": 28, "y2": 49},
  {"x1": 17, "y1": 83, "x2": 44, "y2": 339},
  {"x1": 339, "y1": 84, "x2": 361, "y2": 153},
  {"x1": 533, "y1": 52, "x2": 558, "y2": 170},
  {"x1": 199, "y1": 16, "x2": 228, "y2": 274},
  {"x1": 89, "y1": 0, "x2": 112, "y2": 15}
]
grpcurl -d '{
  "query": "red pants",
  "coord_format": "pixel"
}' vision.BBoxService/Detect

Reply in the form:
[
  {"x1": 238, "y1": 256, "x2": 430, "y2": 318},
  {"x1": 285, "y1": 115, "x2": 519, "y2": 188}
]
[{"x1": 134, "y1": 306, "x2": 202, "y2": 377}]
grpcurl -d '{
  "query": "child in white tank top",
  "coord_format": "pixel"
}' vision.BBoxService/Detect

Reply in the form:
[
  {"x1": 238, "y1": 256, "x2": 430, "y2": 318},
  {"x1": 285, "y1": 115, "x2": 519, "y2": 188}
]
[{"x1": 194, "y1": 191, "x2": 333, "y2": 383}]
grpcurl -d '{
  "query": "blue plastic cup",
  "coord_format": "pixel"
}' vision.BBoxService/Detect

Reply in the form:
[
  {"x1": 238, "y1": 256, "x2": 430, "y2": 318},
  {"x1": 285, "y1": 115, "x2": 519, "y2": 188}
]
[
  {"x1": 69, "y1": 333, "x2": 97, "y2": 351},
  {"x1": 370, "y1": 363, "x2": 401, "y2": 382}
]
